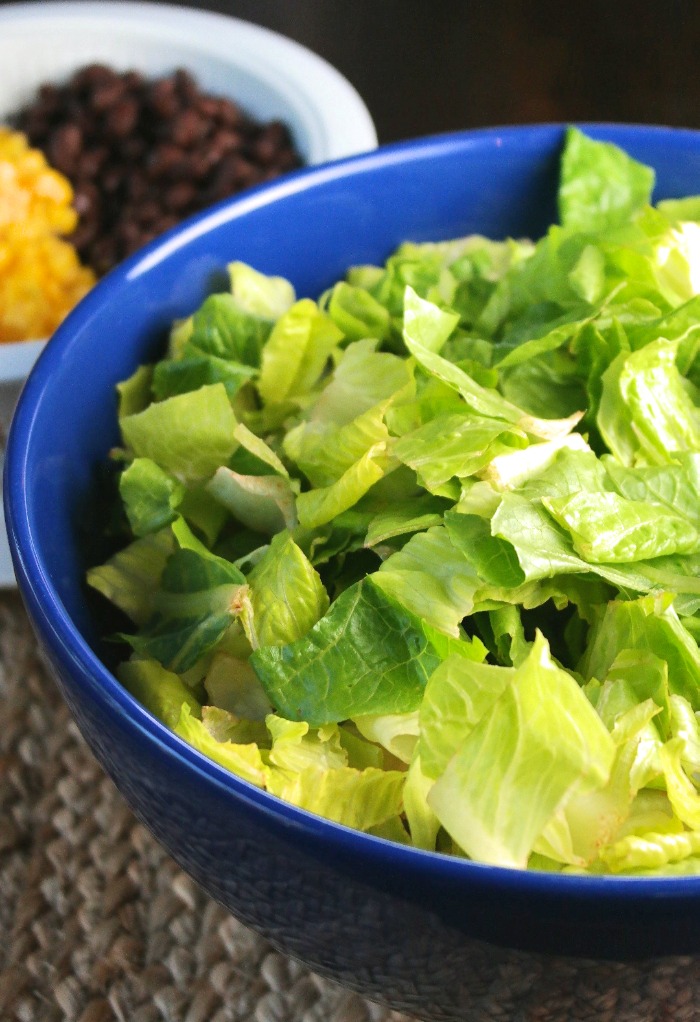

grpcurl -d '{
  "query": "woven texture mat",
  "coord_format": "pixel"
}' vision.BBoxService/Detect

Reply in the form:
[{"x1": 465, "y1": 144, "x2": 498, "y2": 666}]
[
  {"x1": 1, "y1": 590, "x2": 698, "y2": 1022},
  {"x1": 0, "y1": 593, "x2": 413, "y2": 1022}
]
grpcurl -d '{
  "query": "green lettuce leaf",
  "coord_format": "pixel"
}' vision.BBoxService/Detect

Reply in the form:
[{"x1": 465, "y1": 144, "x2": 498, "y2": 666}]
[
  {"x1": 306, "y1": 338, "x2": 413, "y2": 426},
  {"x1": 204, "y1": 652, "x2": 272, "y2": 720},
  {"x1": 659, "y1": 737, "x2": 700, "y2": 829},
  {"x1": 188, "y1": 291, "x2": 272, "y2": 366},
  {"x1": 120, "y1": 383, "x2": 237, "y2": 483},
  {"x1": 119, "y1": 458, "x2": 185, "y2": 537},
  {"x1": 124, "y1": 546, "x2": 246, "y2": 673},
  {"x1": 175, "y1": 703, "x2": 268, "y2": 786},
  {"x1": 258, "y1": 299, "x2": 343, "y2": 407},
  {"x1": 402, "y1": 752, "x2": 441, "y2": 851},
  {"x1": 393, "y1": 413, "x2": 527, "y2": 492},
  {"x1": 599, "y1": 828, "x2": 700, "y2": 874},
  {"x1": 87, "y1": 528, "x2": 174, "y2": 625},
  {"x1": 207, "y1": 466, "x2": 297, "y2": 534},
  {"x1": 363, "y1": 493, "x2": 449, "y2": 547},
  {"x1": 266, "y1": 759, "x2": 405, "y2": 832},
  {"x1": 240, "y1": 532, "x2": 329, "y2": 649},
  {"x1": 266, "y1": 714, "x2": 347, "y2": 771},
  {"x1": 119, "y1": 656, "x2": 201, "y2": 728},
  {"x1": 152, "y1": 347, "x2": 256, "y2": 402},
  {"x1": 427, "y1": 632, "x2": 615, "y2": 868},
  {"x1": 669, "y1": 694, "x2": 700, "y2": 781},
  {"x1": 117, "y1": 364, "x2": 153, "y2": 418},
  {"x1": 542, "y1": 490, "x2": 700, "y2": 563},
  {"x1": 419, "y1": 654, "x2": 513, "y2": 779},
  {"x1": 538, "y1": 698, "x2": 661, "y2": 867},
  {"x1": 284, "y1": 400, "x2": 393, "y2": 488},
  {"x1": 604, "y1": 454, "x2": 700, "y2": 529},
  {"x1": 295, "y1": 444, "x2": 390, "y2": 530},
  {"x1": 251, "y1": 577, "x2": 444, "y2": 725},
  {"x1": 558, "y1": 126, "x2": 655, "y2": 232},
  {"x1": 323, "y1": 280, "x2": 391, "y2": 342},
  {"x1": 579, "y1": 595, "x2": 700, "y2": 709},
  {"x1": 227, "y1": 260, "x2": 295, "y2": 319},
  {"x1": 598, "y1": 339, "x2": 700, "y2": 466},
  {"x1": 373, "y1": 526, "x2": 480, "y2": 635},
  {"x1": 353, "y1": 711, "x2": 420, "y2": 764}
]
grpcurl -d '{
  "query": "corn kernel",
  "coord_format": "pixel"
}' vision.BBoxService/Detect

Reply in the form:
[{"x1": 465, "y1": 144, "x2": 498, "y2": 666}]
[{"x1": 0, "y1": 127, "x2": 95, "y2": 342}]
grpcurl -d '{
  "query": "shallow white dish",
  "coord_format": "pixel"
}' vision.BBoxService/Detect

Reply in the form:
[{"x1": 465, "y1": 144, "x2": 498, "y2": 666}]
[{"x1": 0, "y1": 0, "x2": 377, "y2": 586}]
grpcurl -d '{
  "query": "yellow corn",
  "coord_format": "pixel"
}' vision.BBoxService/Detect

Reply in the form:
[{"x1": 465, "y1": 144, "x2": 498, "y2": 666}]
[{"x1": 0, "y1": 127, "x2": 95, "y2": 342}]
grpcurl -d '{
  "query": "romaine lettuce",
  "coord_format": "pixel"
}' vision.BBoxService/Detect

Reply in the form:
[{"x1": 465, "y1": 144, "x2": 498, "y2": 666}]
[{"x1": 89, "y1": 127, "x2": 700, "y2": 874}]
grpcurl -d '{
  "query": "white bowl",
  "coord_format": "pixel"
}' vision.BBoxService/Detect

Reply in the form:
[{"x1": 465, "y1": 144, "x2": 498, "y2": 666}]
[
  {"x1": 0, "y1": 1, "x2": 377, "y2": 163},
  {"x1": 0, "y1": 0, "x2": 377, "y2": 586}
]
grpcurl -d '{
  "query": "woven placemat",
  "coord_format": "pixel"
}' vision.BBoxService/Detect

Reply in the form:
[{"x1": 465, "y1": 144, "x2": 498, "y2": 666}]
[
  {"x1": 1, "y1": 589, "x2": 698, "y2": 1022},
  {"x1": 0, "y1": 592, "x2": 414, "y2": 1022}
]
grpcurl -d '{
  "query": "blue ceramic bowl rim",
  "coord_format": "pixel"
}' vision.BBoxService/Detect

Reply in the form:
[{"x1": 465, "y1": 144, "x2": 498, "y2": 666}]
[{"x1": 8, "y1": 121, "x2": 700, "y2": 907}]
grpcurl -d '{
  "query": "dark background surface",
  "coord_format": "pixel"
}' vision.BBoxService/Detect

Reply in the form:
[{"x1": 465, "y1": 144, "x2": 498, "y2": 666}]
[{"x1": 2, "y1": 0, "x2": 699, "y2": 145}]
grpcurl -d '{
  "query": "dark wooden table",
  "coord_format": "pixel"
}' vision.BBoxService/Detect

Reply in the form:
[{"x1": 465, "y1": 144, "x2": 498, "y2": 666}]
[{"x1": 164, "y1": 0, "x2": 696, "y2": 143}]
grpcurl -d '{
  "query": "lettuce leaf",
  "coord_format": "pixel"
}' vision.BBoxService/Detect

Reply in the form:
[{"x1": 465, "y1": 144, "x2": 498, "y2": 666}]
[
  {"x1": 427, "y1": 633, "x2": 615, "y2": 868},
  {"x1": 188, "y1": 291, "x2": 272, "y2": 366},
  {"x1": 266, "y1": 759, "x2": 405, "y2": 832},
  {"x1": 207, "y1": 466, "x2": 297, "y2": 534},
  {"x1": 240, "y1": 532, "x2": 329, "y2": 649},
  {"x1": 119, "y1": 458, "x2": 185, "y2": 537},
  {"x1": 123, "y1": 545, "x2": 246, "y2": 673},
  {"x1": 120, "y1": 383, "x2": 237, "y2": 483},
  {"x1": 373, "y1": 526, "x2": 480, "y2": 635},
  {"x1": 175, "y1": 704, "x2": 268, "y2": 786},
  {"x1": 251, "y1": 577, "x2": 444, "y2": 724},
  {"x1": 258, "y1": 299, "x2": 343, "y2": 407},
  {"x1": 87, "y1": 528, "x2": 174, "y2": 625},
  {"x1": 558, "y1": 126, "x2": 655, "y2": 232}
]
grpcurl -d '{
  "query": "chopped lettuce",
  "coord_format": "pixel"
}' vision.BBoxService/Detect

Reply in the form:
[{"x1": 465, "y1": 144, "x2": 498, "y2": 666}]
[
  {"x1": 250, "y1": 577, "x2": 445, "y2": 725},
  {"x1": 427, "y1": 634, "x2": 615, "y2": 868},
  {"x1": 120, "y1": 383, "x2": 238, "y2": 483},
  {"x1": 88, "y1": 127, "x2": 700, "y2": 875}
]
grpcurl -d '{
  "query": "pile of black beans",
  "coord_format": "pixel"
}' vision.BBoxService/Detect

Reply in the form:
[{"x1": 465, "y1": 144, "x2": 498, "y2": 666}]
[{"x1": 12, "y1": 64, "x2": 303, "y2": 275}]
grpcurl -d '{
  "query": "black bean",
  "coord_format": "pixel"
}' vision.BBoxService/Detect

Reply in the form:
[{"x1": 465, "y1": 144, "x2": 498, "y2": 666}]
[
  {"x1": 209, "y1": 127, "x2": 243, "y2": 159},
  {"x1": 105, "y1": 98, "x2": 139, "y2": 139},
  {"x1": 147, "y1": 76, "x2": 180, "y2": 119},
  {"x1": 91, "y1": 79, "x2": 128, "y2": 113},
  {"x1": 70, "y1": 63, "x2": 119, "y2": 94},
  {"x1": 70, "y1": 216, "x2": 100, "y2": 253},
  {"x1": 135, "y1": 200, "x2": 162, "y2": 227},
  {"x1": 72, "y1": 182, "x2": 99, "y2": 217},
  {"x1": 47, "y1": 123, "x2": 83, "y2": 174},
  {"x1": 146, "y1": 142, "x2": 183, "y2": 181},
  {"x1": 174, "y1": 69, "x2": 198, "y2": 103},
  {"x1": 11, "y1": 64, "x2": 303, "y2": 274},
  {"x1": 101, "y1": 165, "x2": 125, "y2": 194},
  {"x1": 77, "y1": 146, "x2": 108, "y2": 178},
  {"x1": 163, "y1": 181, "x2": 196, "y2": 212},
  {"x1": 217, "y1": 97, "x2": 244, "y2": 128},
  {"x1": 170, "y1": 108, "x2": 207, "y2": 149}
]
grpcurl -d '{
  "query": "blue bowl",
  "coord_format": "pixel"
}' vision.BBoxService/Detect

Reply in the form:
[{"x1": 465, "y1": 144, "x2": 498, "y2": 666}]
[{"x1": 7, "y1": 124, "x2": 700, "y2": 1019}]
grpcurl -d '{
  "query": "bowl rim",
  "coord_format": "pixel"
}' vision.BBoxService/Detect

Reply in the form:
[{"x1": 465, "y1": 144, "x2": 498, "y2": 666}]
[
  {"x1": 8, "y1": 121, "x2": 700, "y2": 901},
  {"x1": 0, "y1": 0, "x2": 378, "y2": 163}
]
